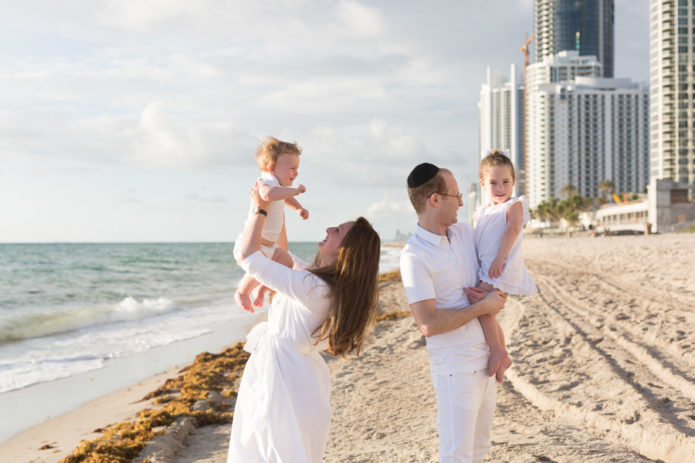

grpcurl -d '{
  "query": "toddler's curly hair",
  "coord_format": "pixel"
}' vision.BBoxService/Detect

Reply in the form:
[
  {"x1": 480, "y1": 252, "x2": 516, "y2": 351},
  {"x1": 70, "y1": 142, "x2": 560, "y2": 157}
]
[{"x1": 255, "y1": 137, "x2": 302, "y2": 171}]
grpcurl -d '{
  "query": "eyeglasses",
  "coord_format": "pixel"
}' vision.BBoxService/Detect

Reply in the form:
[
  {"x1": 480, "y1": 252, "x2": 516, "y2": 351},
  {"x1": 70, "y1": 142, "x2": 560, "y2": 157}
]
[{"x1": 429, "y1": 191, "x2": 463, "y2": 201}]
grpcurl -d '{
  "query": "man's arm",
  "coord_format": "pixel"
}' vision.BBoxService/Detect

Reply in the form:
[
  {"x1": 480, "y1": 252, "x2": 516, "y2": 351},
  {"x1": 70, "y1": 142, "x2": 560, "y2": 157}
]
[{"x1": 410, "y1": 291, "x2": 507, "y2": 338}]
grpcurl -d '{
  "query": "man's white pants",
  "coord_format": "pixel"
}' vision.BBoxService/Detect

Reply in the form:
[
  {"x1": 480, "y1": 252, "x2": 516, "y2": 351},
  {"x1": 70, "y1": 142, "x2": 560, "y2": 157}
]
[{"x1": 433, "y1": 369, "x2": 497, "y2": 463}]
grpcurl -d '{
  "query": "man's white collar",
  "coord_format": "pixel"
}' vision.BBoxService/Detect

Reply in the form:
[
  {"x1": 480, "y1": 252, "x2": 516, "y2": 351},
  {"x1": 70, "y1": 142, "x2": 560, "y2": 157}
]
[{"x1": 415, "y1": 223, "x2": 448, "y2": 246}]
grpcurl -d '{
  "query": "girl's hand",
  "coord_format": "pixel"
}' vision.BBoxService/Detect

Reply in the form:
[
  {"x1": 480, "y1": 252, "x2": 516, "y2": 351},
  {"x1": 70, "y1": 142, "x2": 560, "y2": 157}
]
[
  {"x1": 488, "y1": 257, "x2": 505, "y2": 279},
  {"x1": 251, "y1": 182, "x2": 270, "y2": 210},
  {"x1": 298, "y1": 208, "x2": 309, "y2": 220}
]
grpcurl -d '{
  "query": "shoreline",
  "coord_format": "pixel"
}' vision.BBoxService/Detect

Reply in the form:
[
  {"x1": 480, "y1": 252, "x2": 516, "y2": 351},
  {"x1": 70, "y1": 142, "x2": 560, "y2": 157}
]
[
  {"x1": 0, "y1": 314, "x2": 261, "y2": 454},
  {"x1": 0, "y1": 367, "x2": 181, "y2": 463}
]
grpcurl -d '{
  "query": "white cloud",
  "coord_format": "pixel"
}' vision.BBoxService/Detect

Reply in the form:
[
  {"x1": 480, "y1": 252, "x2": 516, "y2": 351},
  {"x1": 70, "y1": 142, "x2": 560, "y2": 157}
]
[
  {"x1": 98, "y1": 0, "x2": 201, "y2": 30},
  {"x1": 368, "y1": 118, "x2": 424, "y2": 159},
  {"x1": 127, "y1": 103, "x2": 253, "y2": 168},
  {"x1": 336, "y1": 0, "x2": 384, "y2": 37},
  {"x1": 367, "y1": 198, "x2": 412, "y2": 215}
]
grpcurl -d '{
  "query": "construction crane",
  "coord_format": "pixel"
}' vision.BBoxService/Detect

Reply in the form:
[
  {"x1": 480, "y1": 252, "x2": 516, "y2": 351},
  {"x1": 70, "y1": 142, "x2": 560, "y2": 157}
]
[{"x1": 521, "y1": 33, "x2": 534, "y2": 196}]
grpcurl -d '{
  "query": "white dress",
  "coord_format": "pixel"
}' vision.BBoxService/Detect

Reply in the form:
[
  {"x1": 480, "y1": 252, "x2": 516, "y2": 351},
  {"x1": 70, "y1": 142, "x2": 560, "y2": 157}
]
[
  {"x1": 473, "y1": 196, "x2": 536, "y2": 296},
  {"x1": 228, "y1": 249, "x2": 331, "y2": 463}
]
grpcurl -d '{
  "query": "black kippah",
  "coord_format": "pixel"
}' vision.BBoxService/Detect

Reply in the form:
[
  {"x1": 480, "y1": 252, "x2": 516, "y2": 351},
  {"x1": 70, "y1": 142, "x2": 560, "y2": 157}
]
[{"x1": 407, "y1": 163, "x2": 440, "y2": 188}]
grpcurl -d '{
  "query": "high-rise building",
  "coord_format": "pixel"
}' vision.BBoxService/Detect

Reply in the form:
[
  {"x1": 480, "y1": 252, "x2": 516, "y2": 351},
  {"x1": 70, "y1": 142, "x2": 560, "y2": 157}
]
[
  {"x1": 527, "y1": 72, "x2": 650, "y2": 207},
  {"x1": 478, "y1": 65, "x2": 526, "y2": 197},
  {"x1": 527, "y1": 50, "x2": 603, "y2": 91},
  {"x1": 535, "y1": 0, "x2": 615, "y2": 77},
  {"x1": 650, "y1": 0, "x2": 695, "y2": 185}
]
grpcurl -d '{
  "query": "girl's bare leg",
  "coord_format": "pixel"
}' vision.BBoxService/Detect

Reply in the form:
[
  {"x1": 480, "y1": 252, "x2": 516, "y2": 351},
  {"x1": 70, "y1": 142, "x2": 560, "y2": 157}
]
[
  {"x1": 478, "y1": 282, "x2": 511, "y2": 381},
  {"x1": 494, "y1": 321, "x2": 512, "y2": 382}
]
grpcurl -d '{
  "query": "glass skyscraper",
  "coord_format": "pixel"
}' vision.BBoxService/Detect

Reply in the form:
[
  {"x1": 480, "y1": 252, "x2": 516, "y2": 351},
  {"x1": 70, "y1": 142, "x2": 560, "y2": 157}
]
[{"x1": 535, "y1": 0, "x2": 615, "y2": 77}]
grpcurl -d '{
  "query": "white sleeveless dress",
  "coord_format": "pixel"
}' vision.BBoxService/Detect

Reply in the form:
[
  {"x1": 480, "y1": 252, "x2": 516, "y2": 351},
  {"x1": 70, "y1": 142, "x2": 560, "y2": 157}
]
[
  {"x1": 228, "y1": 249, "x2": 331, "y2": 463},
  {"x1": 473, "y1": 196, "x2": 536, "y2": 296}
]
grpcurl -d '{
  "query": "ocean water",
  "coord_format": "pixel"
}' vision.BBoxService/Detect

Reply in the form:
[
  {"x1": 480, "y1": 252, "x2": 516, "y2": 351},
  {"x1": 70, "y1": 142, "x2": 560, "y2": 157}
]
[{"x1": 0, "y1": 242, "x2": 402, "y2": 394}]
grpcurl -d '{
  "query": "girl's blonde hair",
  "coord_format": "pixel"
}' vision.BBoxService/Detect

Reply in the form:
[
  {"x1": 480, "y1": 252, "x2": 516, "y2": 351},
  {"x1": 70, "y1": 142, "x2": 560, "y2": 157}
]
[
  {"x1": 255, "y1": 136, "x2": 302, "y2": 171},
  {"x1": 479, "y1": 150, "x2": 515, "y2": 181},
  {"x1": 310, "y1": 217, "x2": 381, "y2": 356}
]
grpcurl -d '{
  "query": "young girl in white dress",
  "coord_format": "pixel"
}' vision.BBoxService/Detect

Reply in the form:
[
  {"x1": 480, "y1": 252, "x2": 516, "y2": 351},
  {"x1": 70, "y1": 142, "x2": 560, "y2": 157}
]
[
  {"x1": 229, "y1": 182, "x2": 381, "y2": 463},
  {"x1": 473, "y1": 150, "x2": 536, "y2": 382}
]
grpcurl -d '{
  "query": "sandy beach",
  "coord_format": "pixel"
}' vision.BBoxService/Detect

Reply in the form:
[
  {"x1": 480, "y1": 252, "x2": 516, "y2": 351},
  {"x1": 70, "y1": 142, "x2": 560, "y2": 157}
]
[{"x1": 3, "y1": 233, "x2": 695, "y2": 462}]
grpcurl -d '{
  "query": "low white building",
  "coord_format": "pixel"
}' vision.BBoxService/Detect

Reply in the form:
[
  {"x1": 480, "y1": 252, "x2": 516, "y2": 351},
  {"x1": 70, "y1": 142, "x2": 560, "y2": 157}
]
[
  {"x1": 527, "y1": 66, "x2": 649, "y2": 208},
  {"x1": 586, "y1": 178, "x2": 695, "y2": 234}
]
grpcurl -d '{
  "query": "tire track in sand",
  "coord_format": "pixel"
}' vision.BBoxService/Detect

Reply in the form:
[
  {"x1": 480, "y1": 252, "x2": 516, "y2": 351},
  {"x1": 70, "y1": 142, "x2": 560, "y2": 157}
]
[
  {"x1": 502, "y1": 276, "x2": 695, "y2": 463},
  {"x1": 539, "y1": 276, "x2": 695, "y2": 404}
]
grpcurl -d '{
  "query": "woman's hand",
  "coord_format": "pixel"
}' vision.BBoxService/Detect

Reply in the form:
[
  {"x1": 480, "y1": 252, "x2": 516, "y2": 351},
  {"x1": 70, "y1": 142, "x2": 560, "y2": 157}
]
[{"x1": 251, "y1": 182, "x2": 271, "y2": 210}]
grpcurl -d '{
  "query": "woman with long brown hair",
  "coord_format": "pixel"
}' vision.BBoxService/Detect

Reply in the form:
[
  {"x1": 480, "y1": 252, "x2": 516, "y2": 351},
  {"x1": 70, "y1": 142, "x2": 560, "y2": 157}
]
[{"x1": 227, "y1": 183, "x2": 381, "y2": 462}]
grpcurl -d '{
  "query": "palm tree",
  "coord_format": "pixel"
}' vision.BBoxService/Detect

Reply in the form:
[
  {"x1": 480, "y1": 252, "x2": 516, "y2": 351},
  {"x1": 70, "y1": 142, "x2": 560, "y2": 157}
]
[
  {"x1": 561, "y1": 184, "x2": 578, "y2": 199},
  {"x1": 549, "y1": 198, "x2": 562, "y2": 222},
  {"x1": 533, "y1": 201, "x2": 550, "y2": 222},
  {"x1": 599, "y1": 179, "x2": 615, "y2": 203}
]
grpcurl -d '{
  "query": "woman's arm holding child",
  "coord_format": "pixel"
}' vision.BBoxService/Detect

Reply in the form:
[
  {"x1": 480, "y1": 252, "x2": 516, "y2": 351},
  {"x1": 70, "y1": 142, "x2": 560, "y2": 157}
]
[
  {"x1": 236, "y1": 183, "x2": 268, "y2": 261},
  {"x1": 489, "y1": 201, "x2": 524, "y2": 279}
]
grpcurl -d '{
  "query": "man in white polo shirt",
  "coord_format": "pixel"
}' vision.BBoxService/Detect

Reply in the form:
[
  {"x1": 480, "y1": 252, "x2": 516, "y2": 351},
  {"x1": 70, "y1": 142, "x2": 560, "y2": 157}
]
[{"x1": 400, "y1": 163, "x2": 506, "y2": 463}]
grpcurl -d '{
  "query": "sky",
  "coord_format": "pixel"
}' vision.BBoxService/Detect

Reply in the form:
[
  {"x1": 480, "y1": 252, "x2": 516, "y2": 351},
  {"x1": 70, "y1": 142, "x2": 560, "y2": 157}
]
[{"x1": 0, "y1": 0, "x2": 649, "y2": 243}]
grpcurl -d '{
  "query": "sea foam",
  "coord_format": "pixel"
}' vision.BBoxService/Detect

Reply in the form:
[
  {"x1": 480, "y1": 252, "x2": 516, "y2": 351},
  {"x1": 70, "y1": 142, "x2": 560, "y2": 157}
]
[{"x1": 0, "y1": 297, "x2": 176, "y2": 344}]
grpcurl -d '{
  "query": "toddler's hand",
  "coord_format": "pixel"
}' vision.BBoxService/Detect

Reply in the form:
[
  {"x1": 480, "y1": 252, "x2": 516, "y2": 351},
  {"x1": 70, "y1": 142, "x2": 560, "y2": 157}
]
[
  {"x1": 298, "y1": 208, "x2": 309, "y2": 220},
  {"x1": 488, "y1": 257, "x2": 505, "y2": 279},
  {"x1": 295, "y1": 184, "x2": 306, "y2": 194}
]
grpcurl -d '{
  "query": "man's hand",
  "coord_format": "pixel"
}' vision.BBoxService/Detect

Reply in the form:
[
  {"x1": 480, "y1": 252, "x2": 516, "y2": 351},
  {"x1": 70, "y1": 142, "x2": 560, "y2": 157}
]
[
  {"x1": 488, "y1": 256, "x2": 505, "y2": 279},
  {"x1": 480, "y1": 290, "x2": 507, "y2": 316},
  {"x1": 297, "y1": 208, "x2": 309, "y2": 220},
  {"x1": 464, "y1": 286, "x2": 487, "y2": 304},
  {"x1": 295, "y1": 184, "x2": 306, "y2": 194}
]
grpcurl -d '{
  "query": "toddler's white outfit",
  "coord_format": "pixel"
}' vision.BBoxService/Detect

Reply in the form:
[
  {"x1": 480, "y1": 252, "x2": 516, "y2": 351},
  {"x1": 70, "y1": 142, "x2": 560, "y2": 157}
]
[{"x1": 473, "y1": 196, "x2": 536, "y2": 295}]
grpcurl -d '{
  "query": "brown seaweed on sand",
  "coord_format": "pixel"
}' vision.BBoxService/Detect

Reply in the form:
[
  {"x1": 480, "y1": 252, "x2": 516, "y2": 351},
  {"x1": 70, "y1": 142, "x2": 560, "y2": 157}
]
[{"x1": 60, "y1": 343, "x2": 249, "y2": 463}]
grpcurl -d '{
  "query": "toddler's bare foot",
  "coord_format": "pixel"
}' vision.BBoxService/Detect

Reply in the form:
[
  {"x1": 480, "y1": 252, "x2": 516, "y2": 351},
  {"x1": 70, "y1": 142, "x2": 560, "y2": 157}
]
[
  {"x1": 234, "y1": 290, "x2": 254, "y2": 313},
  {"x1": 253, "y1": 286, "x2": 268, "y2": 307},
  {"x1": 495, "y1": 354, "x2": 512, "y2": 383},
  {"x1": 487, "y1": 349, "x2": 508, "y2": 378}
]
